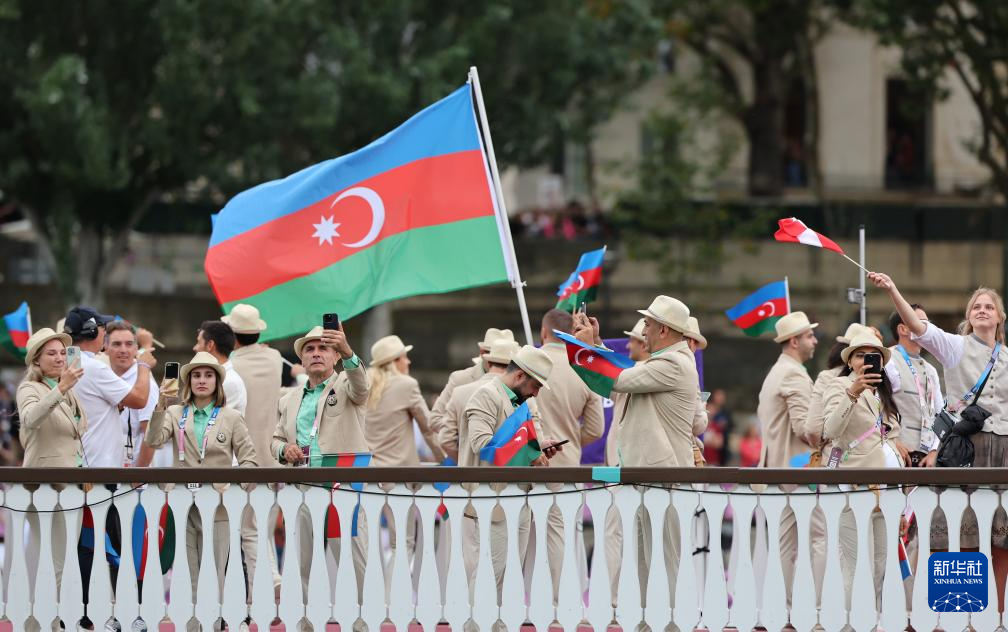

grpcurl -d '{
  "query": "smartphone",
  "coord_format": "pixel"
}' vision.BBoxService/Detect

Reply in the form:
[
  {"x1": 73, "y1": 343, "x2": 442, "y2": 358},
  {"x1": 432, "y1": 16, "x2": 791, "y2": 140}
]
[
  {"x1": 863, "y1": 352, "x2": 882, "y2": 376},
  {"x1": 164, "y1": 361, "x2": 180, "y2": 380},
  {"x1": 66, "y1": 345, "x2": 81, "y2": 370},
  {"x1": 548, "y1": 439, "x2": 571, "y2": 449},
  {"x1": 322, "y1": 312, "x2": 340, "y2": 330},
  {"x1": 577, "y1": 302, "x2": 587, "y2": 315}
]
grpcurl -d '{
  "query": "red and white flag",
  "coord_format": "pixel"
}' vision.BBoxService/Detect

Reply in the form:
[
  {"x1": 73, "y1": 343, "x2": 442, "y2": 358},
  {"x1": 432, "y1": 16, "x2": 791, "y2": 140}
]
[{"x1": 774, "y1": 217, "x2": 845, "y2": 254}]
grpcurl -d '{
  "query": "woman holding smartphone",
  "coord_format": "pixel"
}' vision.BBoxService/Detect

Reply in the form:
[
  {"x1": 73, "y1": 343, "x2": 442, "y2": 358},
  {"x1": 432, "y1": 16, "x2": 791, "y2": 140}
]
[
  {"x1": 16, "y1": 328, "x2": 87, "y2": 466},
  {"x1": 821, "y1": 332, "x2": 904, "y2": 467},
  {"x1": 144, "y1": 351, "x2": 256, "y2": 607}
]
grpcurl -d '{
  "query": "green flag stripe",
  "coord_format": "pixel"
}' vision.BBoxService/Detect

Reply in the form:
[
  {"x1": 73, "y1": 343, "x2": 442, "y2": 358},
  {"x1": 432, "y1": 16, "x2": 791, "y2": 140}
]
[
  {"x1": 572, "y1": 365, "x2": 617, "y2": 397},
  {"x1": 224, "y1": 217, "x2": 509, "y2": 342},
  {"x1": 742, "y1": 317, "x2": 782, "y2": 337},
  {"x1": 556, "y1": 286, "x2": 599, "y2": 312}
]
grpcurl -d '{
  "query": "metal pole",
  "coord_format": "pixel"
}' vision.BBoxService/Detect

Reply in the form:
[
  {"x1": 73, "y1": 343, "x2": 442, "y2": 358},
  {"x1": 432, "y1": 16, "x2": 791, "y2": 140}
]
[
  {"x1": 468, "y1": 66, "x2": 535, "y2": 344},
  {"x1": 859, "y1": 224, "x2": 866, "y2": 325}
]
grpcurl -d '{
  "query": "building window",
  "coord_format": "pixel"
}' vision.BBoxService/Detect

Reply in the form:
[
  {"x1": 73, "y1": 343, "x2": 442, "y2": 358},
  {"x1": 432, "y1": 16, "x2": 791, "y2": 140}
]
[
  {"x1": 885, "y1": 79, "x2": 933, "y2": 190},
  {"x1": 783, "y1": 79, "x2": 808, "y2": 188}
]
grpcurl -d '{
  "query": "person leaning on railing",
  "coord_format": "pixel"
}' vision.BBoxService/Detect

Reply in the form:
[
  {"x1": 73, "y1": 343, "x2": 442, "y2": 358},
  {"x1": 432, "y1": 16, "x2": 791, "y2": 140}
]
[
  {"x1": 16, "y1": 328, "x2": 87, "y2": 467},
  {"x1": 870, "y1": 271, "x2": 1008, "y2": 610},
  {"x1": 144, "y1": 351, "x2": 256, "y2": 616}
]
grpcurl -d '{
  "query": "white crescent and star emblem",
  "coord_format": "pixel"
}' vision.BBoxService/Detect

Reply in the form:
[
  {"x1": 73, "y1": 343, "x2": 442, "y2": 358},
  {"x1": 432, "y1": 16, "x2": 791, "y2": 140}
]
[
  {"x1": 756, "y1": 301, "x2": 776, "y2": 318},
  {"x1": 574, "y1": 274, "x2": 586, "y2": 291},
  {"x1": 312, "y1": 186, "x2": 386, "y2": 248},
  {"x1": 573, "y1": 348, "x2": 595, "y2": 367}
]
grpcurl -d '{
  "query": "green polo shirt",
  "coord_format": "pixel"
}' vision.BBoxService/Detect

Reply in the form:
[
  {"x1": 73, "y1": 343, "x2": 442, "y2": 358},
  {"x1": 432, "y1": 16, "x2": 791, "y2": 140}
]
[
  {"x1": 281, "y1": 354, "x2": 361, "y2": 462},
  {"x1": 501, "y1": 382, "x2": 519, "y2": 407}
]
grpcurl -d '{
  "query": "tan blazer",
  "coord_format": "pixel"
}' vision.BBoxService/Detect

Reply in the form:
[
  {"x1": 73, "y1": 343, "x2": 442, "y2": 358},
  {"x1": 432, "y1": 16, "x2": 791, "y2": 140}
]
[
  {"x1": 803, "y1": 366, "x2": 843, "y2": 458},
  {"x1": 17, "y1": 380, "x2": 88, "y2": 467},
  {"x1": 757, "y1": 354, "x2": 813, "y2": 467},
  {"x1": 271, "y1": 366, "x2": 370, "y2": 464},
  {"x1": 366, "y1": 373, "x2": 443, "y2": 465},
  {"x1": 461, "y1": 376, "x2": 545, "y2": 467},
  {"x1": 439, "y1": 373, "x2": 494, "y2": 458},
  {"x1": 229, "y1": 344, "x2": 283, "y2": 467},
  {"x1": 535, "y1": 343, "x2": 605, "y2": 466},
  {"x1": 822, "y1": 375, "x2": 902, "y2": 468},
  {"x1": 145, "y1": 404, "x2": 257, "y2": 468},
  {"x1": 429, "y1": 362, "x2": 484, "y2": 437},
  {"x1": 612, "y1": 341, "x2": 699, "y2": 467}
]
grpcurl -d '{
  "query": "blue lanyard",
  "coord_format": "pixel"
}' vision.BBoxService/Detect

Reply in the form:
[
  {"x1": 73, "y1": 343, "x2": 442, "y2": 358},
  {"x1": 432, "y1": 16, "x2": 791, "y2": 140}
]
[
  {"x1": 949, "y1": 342, "x2": 1001, "y2": 413},
  {"x1": 896, "y1": 345, "x2": 933, "y2": 417}
]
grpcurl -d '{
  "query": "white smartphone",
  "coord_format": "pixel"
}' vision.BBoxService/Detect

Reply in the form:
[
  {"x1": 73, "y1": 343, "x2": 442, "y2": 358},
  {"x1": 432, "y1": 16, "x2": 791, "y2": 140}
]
[{"x1": 66, "y1": 345, "x2": 82, "y2": 370}]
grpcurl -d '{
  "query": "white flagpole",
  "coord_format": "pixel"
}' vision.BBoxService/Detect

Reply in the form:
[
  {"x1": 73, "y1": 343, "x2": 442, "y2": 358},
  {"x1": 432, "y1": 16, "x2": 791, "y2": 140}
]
[
  {"x1": 784, "y1": 276, "x2": 791, "y2": 313},
  {"x1": 25, "y1": 303, "x2": 33, "y2": 336},
  {"x1": 859, "y1": 224, "x2": 867, "y2": 325},
  {"x1": 468, "y1": 66, "x2": 535, "y2": 344}
]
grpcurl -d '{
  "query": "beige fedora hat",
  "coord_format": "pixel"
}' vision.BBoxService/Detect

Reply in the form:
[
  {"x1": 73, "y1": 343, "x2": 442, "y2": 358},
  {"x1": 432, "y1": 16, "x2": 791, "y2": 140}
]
[
  {"x1": 511, "y1": 345, "x2": 553, "y2": 387},
  {"x1": 773, "y1": 311, "x2": 819, "y2": 343},
  {"x1": 24, "y1": 328, "x2": 72, "y2": 367},
  {"x1": 222, "y1": 303, "x2": 267, "y2": 334},
  {"x1": 478, "y1": 327, "x2": 515, "y2": 350},
  {"x1": 623, "y1": 318, "x2": 646, "y2": 342},
  {"x1": 370, "y1": 335, "x2": 413, "y2": 367},
  {"x1": 836, "y1": 322, "x2": 868, "y2": 344},
  {"x1": 840, "y1": 332, "x2": 892, "y2": 365},
  {"x1": 294, "y1": 325, "x2": 326, "y2": 358},
  {"x1": 181, "y1": 351, "x2": 226, "y2": 384},
  {"x1": 638, "y1": 295, "x2": 690, "y2": 334},
  {"x1": 486, "y1": 339, "x2": 520, "y2": 365},
  {"x1": 684, "y1": 316, "x2": 708, "y2": 350}
]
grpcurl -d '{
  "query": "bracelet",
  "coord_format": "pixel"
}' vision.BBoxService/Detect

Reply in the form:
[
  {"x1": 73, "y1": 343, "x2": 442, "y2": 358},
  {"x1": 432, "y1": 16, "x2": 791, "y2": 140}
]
[
  {"x1": 137, "y1": 361, "x2": 152, "y2": 369},
  {"x1": 845, "y1": 388, "x2": 860, "y2": 403}
]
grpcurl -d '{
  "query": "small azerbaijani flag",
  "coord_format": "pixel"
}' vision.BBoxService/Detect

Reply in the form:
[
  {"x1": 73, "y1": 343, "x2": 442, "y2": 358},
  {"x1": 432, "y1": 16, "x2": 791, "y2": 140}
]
[
  {"x1": 725, "y1": 280, "x2": 790, "y2": 337},
  {"x1": 479, "y1": 402, "x2": 542, "y2": 466},
  {"x1": 0, "y1": 301, "x2": 31, "y2": 360},
  {"x1": 554, "y1": 330, "x2": 634, "y2": 398},
  {"x1": 556, "y1": 246, "x2": 606, "y2": 312},
  {"x1": 773, "y1": 217, "x2": 845, "y2": 254}
]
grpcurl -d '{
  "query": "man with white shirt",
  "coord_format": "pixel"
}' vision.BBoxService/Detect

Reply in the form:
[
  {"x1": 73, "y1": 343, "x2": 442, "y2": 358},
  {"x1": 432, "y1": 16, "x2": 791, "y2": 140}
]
[
  {"x1": 194, "y1": 320, "x2": 248, "y2": 415},
  {"x1": 886, "y1": 305, "x2": 943, "y2": 465}
]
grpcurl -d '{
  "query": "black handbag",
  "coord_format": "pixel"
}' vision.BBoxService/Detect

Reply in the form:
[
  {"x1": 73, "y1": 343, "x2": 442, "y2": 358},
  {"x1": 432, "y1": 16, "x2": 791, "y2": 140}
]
[{"x1": 935, "y1": 349, "x2": 998, "y2": 467}]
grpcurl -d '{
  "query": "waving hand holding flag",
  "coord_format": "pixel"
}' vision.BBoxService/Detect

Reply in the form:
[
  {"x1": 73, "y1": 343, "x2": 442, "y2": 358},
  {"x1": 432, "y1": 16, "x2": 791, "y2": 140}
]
[{"x1": 553, "y1": 330, "x2": 634, "y2": 397}]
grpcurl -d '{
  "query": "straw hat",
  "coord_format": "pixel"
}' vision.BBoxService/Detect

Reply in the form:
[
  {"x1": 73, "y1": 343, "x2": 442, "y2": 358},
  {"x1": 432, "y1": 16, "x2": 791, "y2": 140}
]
[
  {"x1": 486, "y1": 339, "x2": 520, "y2": 365},
  {"x1": 511, "y1": 345, "x2": 553, "y2": 387},
  {"x1": 294, "y1": 326, "x2": 326, "y2": 358},
  {"x1": 840, "y1": 333, "x2": 892, "y2": 365},
  {"x1": 637, "y1": 295, "x2": 690, "y2": 334},
  {"x1": 222, "y1": 303, "x2": 267, "y2": 334},
  {"x1": 24, "y1": 328, "x2": 72, "y2": 367},
  {"x1": 181, "y1": 351, "x2": 226, "y2": 384},
  {"x1": 623, "y1": 318, "x2": 646, "y2": 342},
  {"x1": 684, "y1": 316, "x2": 708, "y2": 350},
  {"x1": 370, "y1": 335, "x2": 413, "y2": 367},
  {"x1": 478, "y1": 328, "x2": 515, "y2": 351},
  {"x1": 836, "y1": 322, "x2": 868, "y2": 344},
  {"x1": 773, "y1": 311, "x2": 819, "y2": 343}
]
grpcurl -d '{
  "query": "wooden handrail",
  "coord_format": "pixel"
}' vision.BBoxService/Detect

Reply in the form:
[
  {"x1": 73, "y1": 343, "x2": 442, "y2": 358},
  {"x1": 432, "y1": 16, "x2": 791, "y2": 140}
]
[{"x1": 2, "y1": 466, "x2": 1008, "y2": 485}]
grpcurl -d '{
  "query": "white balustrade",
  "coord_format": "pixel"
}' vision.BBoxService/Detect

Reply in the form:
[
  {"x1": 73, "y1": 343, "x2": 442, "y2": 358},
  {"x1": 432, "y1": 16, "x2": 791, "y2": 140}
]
[{"x1": 0, "y1": 477, "x2": 1004, "y2": 630}]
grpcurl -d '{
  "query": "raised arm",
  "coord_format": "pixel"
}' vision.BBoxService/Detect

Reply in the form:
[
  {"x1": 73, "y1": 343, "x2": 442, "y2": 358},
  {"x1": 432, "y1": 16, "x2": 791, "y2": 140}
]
[{"x1": 868, "y1": 272, "x2": 926, "y2": 336}]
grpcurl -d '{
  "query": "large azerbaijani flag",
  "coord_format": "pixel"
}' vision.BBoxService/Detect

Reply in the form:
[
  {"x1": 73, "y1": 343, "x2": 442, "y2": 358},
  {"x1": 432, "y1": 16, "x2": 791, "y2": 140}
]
[
  {"x1": 725, "y1": 280, "x2": 790, "y2": 337},
  {"x1": 479, "y1": 402, "x2": 542, "y2": 466},
  {"x1": 0, "y1": 301, "x2": 30, "y2": 360},
  {"x1": 556, "y1": 246, "x2": 606, "y2": 311},
  {"x1": 554, "y1": 330, "x2": 635, "y2": 398},
  {"x1": 205, "y1": 84, "x2": 512, "y2": 341}
]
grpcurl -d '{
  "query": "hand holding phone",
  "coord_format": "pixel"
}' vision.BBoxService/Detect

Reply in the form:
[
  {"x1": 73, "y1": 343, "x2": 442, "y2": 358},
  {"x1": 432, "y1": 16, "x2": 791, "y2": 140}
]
[
  {"x1": 66, "y1": 346, "x2": 82, "y2": 370},
  {"x1": 164, "y1": 361, "x2": 180, "y2": 381},
  {"x1": 322, "y1": 312, "x2": 341, "y2": 331},
  {"x1": 863, "y1": 352, "x2": 882, "y2": 376}
]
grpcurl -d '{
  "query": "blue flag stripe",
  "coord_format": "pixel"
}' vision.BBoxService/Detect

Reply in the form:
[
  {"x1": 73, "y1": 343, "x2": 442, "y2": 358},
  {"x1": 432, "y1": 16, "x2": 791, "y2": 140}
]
[
  {"x1": 725, "y1": 281, "x2": 788, "y2": 320},
  {"x1": 479, "y1": 402, "x2": 533, "y2": 462},
  {"x1": 210, "y1": 85, "x2": 480, "y2": 246}
]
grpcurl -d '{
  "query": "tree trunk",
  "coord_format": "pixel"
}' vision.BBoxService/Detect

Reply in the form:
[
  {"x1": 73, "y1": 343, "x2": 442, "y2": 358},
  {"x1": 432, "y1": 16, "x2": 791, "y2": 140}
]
[
  {"x1": 74, "y1": 224, "x2": 107, "y2": 307},
  {"x1": 746, "y1": 59, "x2": 786, "y2": 197},
  {"x1": 796, "y1": 27, "x2": 823, "y2": 200}
]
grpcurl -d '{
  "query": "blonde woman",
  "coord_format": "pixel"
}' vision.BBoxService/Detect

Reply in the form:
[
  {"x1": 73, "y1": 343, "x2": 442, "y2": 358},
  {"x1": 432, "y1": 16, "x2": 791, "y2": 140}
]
[
  {"x1": 16, "y1": 328, "x2": 87, "y2": 466},
  {"x1": 144, "y1": 351, "x2": 256, "y2": 616},
  {"x1": 16, "y1": 328, "x2": 87, "y2": 605},
  {"x1": 365, "y1": 335, "x2": 443, "y2": 465}
]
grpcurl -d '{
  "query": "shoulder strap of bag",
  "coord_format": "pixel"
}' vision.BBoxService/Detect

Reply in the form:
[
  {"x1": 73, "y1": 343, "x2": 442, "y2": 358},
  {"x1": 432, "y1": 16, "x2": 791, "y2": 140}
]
[{"x1": 970, "y1": 342, "x2": 1001, "y2": 406}]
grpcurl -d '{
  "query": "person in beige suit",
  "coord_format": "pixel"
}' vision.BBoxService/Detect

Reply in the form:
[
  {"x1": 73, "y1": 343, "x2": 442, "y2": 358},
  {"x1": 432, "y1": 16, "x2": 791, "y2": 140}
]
[
  {"x1": 804, "y1": 323, "x2": 868, "y2": 456},
  {"x1": 223, "y1": 303, "x2": 285, "y2": 603},
  {"x1": 366, "y1": 335, "x2": 443, "y2": 465},
  {"x1": 755, "y1": 311, "x2": 816, "y2": 620},
  {"x1": 439, "y1": 339, "x2": 519, "y2": 462},
  {"x1": 429, "y1": 327, "x2": 514, "y2": 439},
  {"x1": 144, "y1": 352, "x2": 257, "y2": 626},
  {"x1": 17, "y1": 328, "x2": 87, "y2": 605},
  {"x1": 683, "y1": 316, "x2": 710, "y2": 464},
  {"x1": 461, "y1": 346, "x2": 561, "y2": 609},
  {"x1": 271, "y1": 324, "x2": 369, "y2": 606},
  {"x1": 573, "y1": 295, "x2": 700, "y2": 624}
]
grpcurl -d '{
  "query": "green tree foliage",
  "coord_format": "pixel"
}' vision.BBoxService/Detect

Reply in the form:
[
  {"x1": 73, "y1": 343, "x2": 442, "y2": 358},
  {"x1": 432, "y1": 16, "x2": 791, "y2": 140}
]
[{"x1": 0, "y1": 0, "x2": 663, "y2": 305}]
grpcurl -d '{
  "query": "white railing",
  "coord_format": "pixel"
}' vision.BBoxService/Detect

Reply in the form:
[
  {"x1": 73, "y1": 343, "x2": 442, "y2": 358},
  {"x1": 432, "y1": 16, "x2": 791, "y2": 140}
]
[{"x1": 0, "y1": 469, "x2": 1002, "y2": 630}]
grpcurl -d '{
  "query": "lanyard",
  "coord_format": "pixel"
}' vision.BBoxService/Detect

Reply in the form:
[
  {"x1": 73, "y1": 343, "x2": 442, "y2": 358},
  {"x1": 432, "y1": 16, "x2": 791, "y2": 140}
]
[
  {"x1": 948, "y1": 342, "x2": 1002, "y2": 414},
  {"x1": 896, "y1": 345, "x2": 934, "y2": 421},
  {"x1": 844, "y1": 395, "x2": 884, "y2": 460},
  {"x1": 309, "y1": 386, "x2": 333, "y2": 441},
  {"x1": 177, "y1": 405, "x2": 221, "y2": 463}
]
